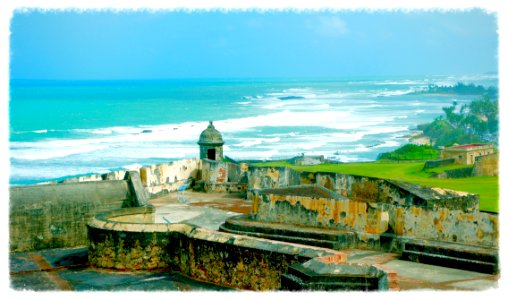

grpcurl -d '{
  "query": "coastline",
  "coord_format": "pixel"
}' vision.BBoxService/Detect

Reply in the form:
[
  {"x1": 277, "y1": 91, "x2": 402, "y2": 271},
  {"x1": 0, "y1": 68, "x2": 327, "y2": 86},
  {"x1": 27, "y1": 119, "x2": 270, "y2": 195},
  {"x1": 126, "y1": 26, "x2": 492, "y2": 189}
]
[{"x1": 407, "y1": 130, "x2": 431, "y2": 146}]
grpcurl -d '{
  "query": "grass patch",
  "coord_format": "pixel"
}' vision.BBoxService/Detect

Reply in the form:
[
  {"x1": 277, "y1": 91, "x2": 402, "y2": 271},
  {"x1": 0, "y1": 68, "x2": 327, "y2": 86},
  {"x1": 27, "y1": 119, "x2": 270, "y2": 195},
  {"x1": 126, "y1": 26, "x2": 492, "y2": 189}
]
[
  {"x1": 250, "y1": 161, "x2": 498, "y2": 213},
  {"x1": 377, "y1": 144, "x2": 439, "y2": 161}
]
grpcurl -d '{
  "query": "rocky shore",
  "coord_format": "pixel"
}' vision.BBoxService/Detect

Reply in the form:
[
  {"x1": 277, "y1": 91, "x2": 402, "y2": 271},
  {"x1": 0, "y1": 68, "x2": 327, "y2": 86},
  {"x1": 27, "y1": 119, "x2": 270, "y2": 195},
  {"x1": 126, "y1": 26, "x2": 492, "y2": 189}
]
[{"x1": 408, "y1": 130, "x2": 431, "y2": 146}]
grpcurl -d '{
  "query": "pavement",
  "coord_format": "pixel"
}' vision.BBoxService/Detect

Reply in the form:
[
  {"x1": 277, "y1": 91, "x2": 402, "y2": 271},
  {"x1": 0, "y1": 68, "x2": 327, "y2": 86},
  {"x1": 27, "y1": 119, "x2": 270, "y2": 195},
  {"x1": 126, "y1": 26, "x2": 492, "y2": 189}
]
[{"x1": 8, "y1": 191, "x2": 501, "y2": 292}]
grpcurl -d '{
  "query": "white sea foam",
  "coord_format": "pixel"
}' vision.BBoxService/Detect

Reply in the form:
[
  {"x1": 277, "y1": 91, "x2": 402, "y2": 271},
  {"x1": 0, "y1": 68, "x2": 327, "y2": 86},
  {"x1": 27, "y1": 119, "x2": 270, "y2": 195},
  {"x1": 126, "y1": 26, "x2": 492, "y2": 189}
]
[
  {"x1": 373, "y1": 80, "x2": 425, "y2": 85},
  {"x1": 233, "y1": 137, "x2": 281, "y2": 148},
  {"x1": 227, "y1": 149, "x2": 282, "y2": 160},
  {"x1": 90, "y1": 129, "x2": 113, "y2": 135},
  {"x1": 9, "y1": 165, "x2": 112, "y2": 181},
  {"x1": 10, "y1": 140, "x2": 109, "y2": 160},
  {"x1": 373, "y1": 140, "x2": 400, "y2": 148},
  {"x1": 33, "y1": 129, "x2": 48, "y2": 134},
  {"x1": 9, "y1": 111, "x2": 408, "y2": 163},
  {"x1": 122, "y1": 163, "x2": 143, "y2": 171},
  {"x1": 333, "y1": 155, "x2": 361, "y2": 163},
  {"x1": 374, "y1": 90, "x2": 412, "y2": 97}
]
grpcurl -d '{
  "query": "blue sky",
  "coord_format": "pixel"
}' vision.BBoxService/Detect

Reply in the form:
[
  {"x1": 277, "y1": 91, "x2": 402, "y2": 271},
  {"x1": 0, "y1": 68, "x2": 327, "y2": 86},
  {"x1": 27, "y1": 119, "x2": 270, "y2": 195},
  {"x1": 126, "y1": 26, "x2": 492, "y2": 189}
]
[{"x1": 9, "y1": 9, "x2": 498, "y2": 80}]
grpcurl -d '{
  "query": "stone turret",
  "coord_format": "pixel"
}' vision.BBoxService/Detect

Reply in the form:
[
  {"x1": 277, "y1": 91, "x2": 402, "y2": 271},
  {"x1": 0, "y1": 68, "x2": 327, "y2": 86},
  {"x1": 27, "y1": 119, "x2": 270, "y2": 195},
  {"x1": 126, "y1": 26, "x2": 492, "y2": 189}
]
[{"x1": 198, "y1": 121, "x2": 224, "y2": 161}]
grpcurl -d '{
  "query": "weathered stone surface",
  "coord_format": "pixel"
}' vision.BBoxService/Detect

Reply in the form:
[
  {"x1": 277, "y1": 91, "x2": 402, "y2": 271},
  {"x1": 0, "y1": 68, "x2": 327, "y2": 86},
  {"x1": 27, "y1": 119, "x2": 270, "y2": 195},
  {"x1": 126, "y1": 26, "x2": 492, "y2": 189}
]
[
  {"x1": 9, "y1": 181, "x2": 132, "y2": 252},
  {"x1": 281, "y1": 259, "x2": 398, "y2": 291},
  {"x1": 60, "y1": 173, "x2": 104, "y2": 183},
  {"x1": 265, "y1": 169, "x2": 480, "y2": 212},
  {"x1": 472, "y1": 153, "x2": 498, "y2": 176},
  {"x1": 102, "y1": 170, "x2": 127, "y2": 181},
  {"x1": 140, "y1": 159, "x2": 201, "y2": 195},
  {"x1": 87, "y1": 209, "x2": 343, "y2": 291},
  {"x1": 248, "y1": 166, "x2": 300, "y2": 190},
  {"x1": 251, "y1": 184, "x2": 496, "y2": 248},
  {"x1": 124, "y1": 171, "x2": 151, "y2": 207},
  {"x1": 201, "y1": 160, "x2": 229, "y2": 183},
  {"x1": 198, "y1": 121, "x2": 224, "y2": 161},
  {"x1": 401, "y1": 239, "x2": 499, "y2": 274},
  {"x1": 220, "y1": 214, "x2": 356, "y2": 250},
  {"x1": 440, "y1": 144, "x2": 495, "y2": 165},
  {"x1": 204, "y1": 182, "x2": 246, "y2": 193}
]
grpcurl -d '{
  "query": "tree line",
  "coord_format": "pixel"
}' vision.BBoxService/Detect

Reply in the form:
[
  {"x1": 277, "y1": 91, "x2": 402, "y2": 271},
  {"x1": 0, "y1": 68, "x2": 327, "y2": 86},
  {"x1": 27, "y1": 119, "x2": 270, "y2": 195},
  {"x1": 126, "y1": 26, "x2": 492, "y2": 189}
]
[{"x1": 415, "y1": 82, "x2": 498, "y2": 98}]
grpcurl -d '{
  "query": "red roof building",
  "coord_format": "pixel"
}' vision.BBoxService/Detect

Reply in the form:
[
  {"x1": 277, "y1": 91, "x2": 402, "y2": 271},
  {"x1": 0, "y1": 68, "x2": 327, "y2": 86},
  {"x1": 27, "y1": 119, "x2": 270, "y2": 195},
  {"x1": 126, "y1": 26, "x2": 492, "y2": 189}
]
[{"x1": 440, "y1": 144, "x2": 495, "y2": 165}]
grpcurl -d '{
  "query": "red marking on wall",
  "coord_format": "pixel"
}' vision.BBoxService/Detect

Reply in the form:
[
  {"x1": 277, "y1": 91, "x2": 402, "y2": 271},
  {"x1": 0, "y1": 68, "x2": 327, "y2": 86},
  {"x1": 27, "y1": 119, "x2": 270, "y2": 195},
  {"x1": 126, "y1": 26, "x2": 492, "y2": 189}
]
[{"x1": 216, "y1": 167, "x2": 227, "y2": 183}]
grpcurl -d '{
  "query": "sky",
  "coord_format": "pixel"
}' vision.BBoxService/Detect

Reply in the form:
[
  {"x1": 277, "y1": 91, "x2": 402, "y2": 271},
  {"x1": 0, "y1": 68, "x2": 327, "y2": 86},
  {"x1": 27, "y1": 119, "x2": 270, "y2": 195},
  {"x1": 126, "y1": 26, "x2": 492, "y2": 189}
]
[{"x1": 9, "y1": 9, "x2": 498, "y2": 80}]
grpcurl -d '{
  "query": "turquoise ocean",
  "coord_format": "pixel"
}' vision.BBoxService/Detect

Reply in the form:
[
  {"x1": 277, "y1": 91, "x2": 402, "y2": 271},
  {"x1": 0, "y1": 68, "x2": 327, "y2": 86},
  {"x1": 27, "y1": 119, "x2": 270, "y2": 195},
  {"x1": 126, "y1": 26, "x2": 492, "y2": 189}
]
[{"x1": 9, "y1": 74, "x2": 497, "y2": 185}]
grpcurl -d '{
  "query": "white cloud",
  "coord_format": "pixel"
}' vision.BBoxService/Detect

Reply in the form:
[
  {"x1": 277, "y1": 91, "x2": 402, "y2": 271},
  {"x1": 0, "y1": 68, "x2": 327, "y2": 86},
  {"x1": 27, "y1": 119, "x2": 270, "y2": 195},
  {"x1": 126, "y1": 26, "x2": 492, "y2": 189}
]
[{"x1": 309, "y1": 16, "x2": 349, "y2": 38}]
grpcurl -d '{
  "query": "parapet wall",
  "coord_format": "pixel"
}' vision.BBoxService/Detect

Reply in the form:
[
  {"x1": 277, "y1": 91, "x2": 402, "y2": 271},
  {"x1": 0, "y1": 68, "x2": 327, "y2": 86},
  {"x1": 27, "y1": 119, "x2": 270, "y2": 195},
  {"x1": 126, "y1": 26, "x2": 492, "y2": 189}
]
[
  {"x1": 49, "y1": 158, "x2": 202, "y2": 197},
  {"x1": 87, "y1": 208, "x2": 349, "y2": 291},
  {"x1": 140, "y1": 158, "x2": 201, "y2": 195},
  {"x1": 472, "y1": 153, "x2": 499, "y2": 176},
  {"x1": 248, "y1": 166, "x2": 300, "y2": 190},
  {"x1": 423, "y1": 158, "x2": 456, "y2": 169},
  {"x1": 248, "y1": 167, "x2": 479, "y2": 212},
  {"x1": 253, "y1": 187, "x2": 497, "y2": 248},
  {"x1": 9, "y1": 180, "x2": 133, "y2": 252}
]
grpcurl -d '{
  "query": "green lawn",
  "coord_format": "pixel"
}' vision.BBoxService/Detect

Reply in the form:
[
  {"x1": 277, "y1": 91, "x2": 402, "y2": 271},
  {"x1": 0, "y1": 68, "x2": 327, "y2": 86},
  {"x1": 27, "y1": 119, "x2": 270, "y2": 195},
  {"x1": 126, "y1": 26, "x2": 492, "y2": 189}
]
[{"x1": 251, "y1": 161, "x2": 498, "y2": 213}]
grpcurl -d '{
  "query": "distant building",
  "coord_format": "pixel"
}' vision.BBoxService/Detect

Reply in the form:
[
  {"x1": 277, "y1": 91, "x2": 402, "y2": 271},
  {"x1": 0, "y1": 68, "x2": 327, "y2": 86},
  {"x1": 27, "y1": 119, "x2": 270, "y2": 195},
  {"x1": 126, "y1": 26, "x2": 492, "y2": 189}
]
[
  {"x1": 198, "y1": 121, "x2": 224, "y2": 161},
  {"x1": 440, "y1": 143, "x2": 495, "y2": 165},
  {"x1": 288, "y1": 154, "x2": 325, "y2": 166}
]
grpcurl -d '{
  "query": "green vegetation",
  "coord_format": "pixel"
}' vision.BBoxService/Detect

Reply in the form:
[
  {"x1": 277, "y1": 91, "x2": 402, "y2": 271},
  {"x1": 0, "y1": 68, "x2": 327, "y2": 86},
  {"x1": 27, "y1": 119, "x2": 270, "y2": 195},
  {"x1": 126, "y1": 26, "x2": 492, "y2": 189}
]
[
  {"x1": 417, "y1": 120, "x2": 484, "y2": 147},
  {"x1": 417, "y1": 93, "x2": 498, "y2": 147},
  {"x1": 415, "y1": 82, "x2": 498, "y2": 98},
  {"x1": 251, "y1": 82, "x2": 499, "y2": 212},
  {"x1": 250, "y1": 161, "x2": 498, "y2": 213},
  {"x1": 377, "y1": 144, "x2": 439, "y2": 161}
]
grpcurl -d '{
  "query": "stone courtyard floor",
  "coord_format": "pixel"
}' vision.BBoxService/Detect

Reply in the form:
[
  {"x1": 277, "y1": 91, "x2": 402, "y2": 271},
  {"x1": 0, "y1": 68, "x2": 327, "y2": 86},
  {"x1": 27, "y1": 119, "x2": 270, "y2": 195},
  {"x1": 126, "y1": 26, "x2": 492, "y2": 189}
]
[{"x1": 9, "y1": 191, "x2": 500, "y2": 292}]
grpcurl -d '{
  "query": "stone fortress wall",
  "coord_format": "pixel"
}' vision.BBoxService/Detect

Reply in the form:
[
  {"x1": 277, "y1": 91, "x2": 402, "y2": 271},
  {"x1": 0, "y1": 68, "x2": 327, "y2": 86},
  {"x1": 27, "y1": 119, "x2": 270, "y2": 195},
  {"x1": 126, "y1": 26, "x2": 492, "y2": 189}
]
[
  {"x1": 9, "y1": 171, "x2": 150, "y2": 252},
  {"x1": 246, "y1": 168, "x2": 497, "y2": 248},
  {"x1": 472, "y1": 153, "x2": 499, "y2": 176},
  {"x1": 10, "y1": 157, "x2": 498, "y2": 251},
  {"x1": 87, "y1": 207, "x2": 361, "y2": 291}
]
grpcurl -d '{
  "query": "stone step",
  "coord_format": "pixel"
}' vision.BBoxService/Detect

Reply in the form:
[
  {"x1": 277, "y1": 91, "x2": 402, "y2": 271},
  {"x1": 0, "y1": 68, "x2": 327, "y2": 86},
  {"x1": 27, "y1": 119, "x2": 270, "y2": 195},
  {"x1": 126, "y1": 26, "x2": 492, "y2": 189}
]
[
  {"x1": 220, "y1": 215, "x2": 356, "y2": 250},
  {"x1": 219, "y1": 225, "x2": 346, "y2": 250},
  {"x1": 401, "y1": 239, "x2": 498, "y2": 274}
]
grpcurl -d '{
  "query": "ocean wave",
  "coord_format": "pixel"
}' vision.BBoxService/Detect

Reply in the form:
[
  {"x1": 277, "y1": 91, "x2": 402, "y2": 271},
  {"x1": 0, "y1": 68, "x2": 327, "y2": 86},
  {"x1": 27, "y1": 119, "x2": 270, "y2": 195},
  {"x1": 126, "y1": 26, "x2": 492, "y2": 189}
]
[
  {"x1": 232, "y1": 137, "x2": 281, "y2": 148},
  {"x1": 374, "y1": 90, "x2": 412, "y2": 97},
  {"x1": 33, "y1": 129, "x2": 48, "y2": 134},
  {"x1": 372, "y1": 140, "x2": 400, "y2": 148},
  {"x1": 122, "y1": 163, "x2": 143, "y2": 171},
  {"x1": 10, "y1": 146, "x2": 108, "y2": 161},
  {"x1": 373, "y1": 80, "x2": 425, "y2": 85},
  {"x1": 9, "y1": 110, "x2": 408, "y2": 162},
  {"x1": 227, "y1": 149, "x2": 282, "y2": 160},
  {"x1": 332, "y1": 154, "x2": 361, "y2": 163},
  {"x1": 13, "y1": 129, "x2": 61, "y2": 134},
  {"x1": 9, "y1": 165, "x2": 112, "y2": 182}
]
